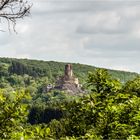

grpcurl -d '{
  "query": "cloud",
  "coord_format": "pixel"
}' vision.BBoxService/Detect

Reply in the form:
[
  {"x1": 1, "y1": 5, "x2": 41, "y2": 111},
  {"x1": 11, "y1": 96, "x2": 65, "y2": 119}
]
[
  {"x1": 76, "y1": 5, "x2": 140, "y2": 34},
  {"x1": 76, "y1": 11, "x2": 123, "y2": 34},
  {"x1": 0, "y1": 0, "x2": 140, "y2": 73}
]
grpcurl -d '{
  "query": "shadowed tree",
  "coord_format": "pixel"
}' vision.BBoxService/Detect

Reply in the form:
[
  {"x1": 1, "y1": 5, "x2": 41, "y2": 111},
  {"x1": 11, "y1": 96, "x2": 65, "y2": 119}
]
[{"x1": 0, "y1": 0, "x2": 31, "y2": 32}]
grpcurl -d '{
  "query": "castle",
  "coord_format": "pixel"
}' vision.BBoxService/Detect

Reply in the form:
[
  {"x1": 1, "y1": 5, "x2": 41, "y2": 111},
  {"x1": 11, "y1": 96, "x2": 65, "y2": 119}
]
[{"x1": 55, "y1": 64, "x2": 83, "y2": 94}]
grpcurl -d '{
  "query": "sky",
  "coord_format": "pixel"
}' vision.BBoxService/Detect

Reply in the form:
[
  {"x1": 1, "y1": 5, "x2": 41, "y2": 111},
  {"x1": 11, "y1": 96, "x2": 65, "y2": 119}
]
[{"x1": 0, "y1": 0, "x2": 140, "y2": 73}]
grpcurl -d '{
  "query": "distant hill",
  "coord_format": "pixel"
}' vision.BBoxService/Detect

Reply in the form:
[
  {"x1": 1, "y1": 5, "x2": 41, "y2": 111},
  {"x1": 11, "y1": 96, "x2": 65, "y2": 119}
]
[{"x1": 0, "y1": 57, "x2": 138, "y2": 84}]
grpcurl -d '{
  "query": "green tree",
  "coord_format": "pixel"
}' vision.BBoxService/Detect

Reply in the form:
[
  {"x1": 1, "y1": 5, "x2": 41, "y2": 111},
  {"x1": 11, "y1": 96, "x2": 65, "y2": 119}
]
[
  {"x1": 60, "y1": 69, "x2": 140, "y2": 139},
  {"x1": 87, "y1": 69, "x2": 121, "y2": 100},
  {"x1": 123, "y1": 76, "x2": 140, "y2": 96},
  {"x1": 11, "y1": 124, "x2": 52, "y2": 139},
  {"x1": 0, "y1": 89, "x2": 30, "y2": 138}
]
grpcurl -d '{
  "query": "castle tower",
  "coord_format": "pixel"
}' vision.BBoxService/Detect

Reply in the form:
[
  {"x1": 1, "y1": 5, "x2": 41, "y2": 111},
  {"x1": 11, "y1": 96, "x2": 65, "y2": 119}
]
[
  {"x1": 65, "y1": 64, "x2": 73, "y2": 79},
  {"x1": 54, "y1": 63, "x2": 83, "y2": 94}
]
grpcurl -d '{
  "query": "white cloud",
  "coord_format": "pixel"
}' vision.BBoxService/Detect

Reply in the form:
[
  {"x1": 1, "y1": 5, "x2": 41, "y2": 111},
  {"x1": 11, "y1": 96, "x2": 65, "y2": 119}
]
[{"x1": 0, "y1": 0, "x2": 140, "y2": 73}]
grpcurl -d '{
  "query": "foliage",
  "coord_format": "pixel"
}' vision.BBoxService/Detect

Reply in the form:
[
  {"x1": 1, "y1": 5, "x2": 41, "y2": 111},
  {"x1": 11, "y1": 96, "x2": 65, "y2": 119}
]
[
  {"x1": 87, "y1": 69, "x2": 121, "y2": 101},
  {"x1": 0, "y1": 58, "x2": 140, "y2": 139},
  {"x1": 11, "y1": 124, "x2": 53, "y2": 139},
  {"x1": 0, "y1": 89, "x2": 30, "y2": 138},
  {"x1": 123, "y1": 76, "x2": 140, "y2": 96},
  {"x1": 60, "y1": 70, "x2": 140, "y2": 139},
  {"x1": 0, "y1": 57, "x2": 138, "y2": 83}
]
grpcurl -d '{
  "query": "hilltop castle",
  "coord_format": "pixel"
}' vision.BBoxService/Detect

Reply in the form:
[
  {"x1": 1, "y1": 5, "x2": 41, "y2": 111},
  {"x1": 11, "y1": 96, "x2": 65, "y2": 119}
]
[{"x1": 55, "y1": 64, "x2": 83, "y2": 94}]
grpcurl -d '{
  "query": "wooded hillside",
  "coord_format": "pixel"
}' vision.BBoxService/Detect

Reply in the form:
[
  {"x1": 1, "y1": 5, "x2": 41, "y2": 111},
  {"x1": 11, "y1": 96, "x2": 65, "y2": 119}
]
[{"x1": 0, "y1": 57, "x2": 138, "y2": 84}]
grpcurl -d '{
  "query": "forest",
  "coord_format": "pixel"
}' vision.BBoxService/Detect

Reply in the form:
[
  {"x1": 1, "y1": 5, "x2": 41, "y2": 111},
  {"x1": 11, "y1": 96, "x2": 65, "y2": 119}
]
[{"x1": 0, "y1": 57, "x2": 140, "y2": 139}]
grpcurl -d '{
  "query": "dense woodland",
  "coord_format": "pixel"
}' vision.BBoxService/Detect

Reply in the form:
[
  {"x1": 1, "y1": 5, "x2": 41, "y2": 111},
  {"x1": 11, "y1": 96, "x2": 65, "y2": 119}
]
[{"x1": 0, "y1": 57, "x2": 140, "y2": 139}]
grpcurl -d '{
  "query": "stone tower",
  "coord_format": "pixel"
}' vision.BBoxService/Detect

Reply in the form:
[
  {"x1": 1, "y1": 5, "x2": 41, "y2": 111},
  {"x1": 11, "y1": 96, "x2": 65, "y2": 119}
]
[
  {"x1": 55, "y1": 64, "x2": 83, "y2": 94},
  {"x1": 65, "y1": 64, "x2": 73, "y2": 80}
]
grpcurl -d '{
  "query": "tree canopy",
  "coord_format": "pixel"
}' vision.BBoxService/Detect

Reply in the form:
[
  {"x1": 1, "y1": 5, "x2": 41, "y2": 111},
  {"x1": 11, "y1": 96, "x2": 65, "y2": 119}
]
[{"x1": 0, "y1": 59, "x2": 140, "y2": 139}]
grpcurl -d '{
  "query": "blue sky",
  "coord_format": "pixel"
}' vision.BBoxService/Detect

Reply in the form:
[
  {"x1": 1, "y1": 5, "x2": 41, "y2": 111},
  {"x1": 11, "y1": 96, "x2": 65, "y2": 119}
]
[{"x1": 0, "y1": 0, "x2": 140, "y2": 73}]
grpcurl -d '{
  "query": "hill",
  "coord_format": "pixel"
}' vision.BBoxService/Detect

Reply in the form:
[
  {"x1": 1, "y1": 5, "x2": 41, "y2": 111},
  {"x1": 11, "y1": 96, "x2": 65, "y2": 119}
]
[{"x1": 0, "y1": 57, "x2": 138, "y2": 84}]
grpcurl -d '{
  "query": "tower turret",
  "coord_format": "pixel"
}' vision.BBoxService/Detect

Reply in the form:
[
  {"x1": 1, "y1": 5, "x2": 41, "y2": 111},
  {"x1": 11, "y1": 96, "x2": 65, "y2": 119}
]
[{"x1": 65, "y1": 64, "x2": 73, "y2": 79}]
